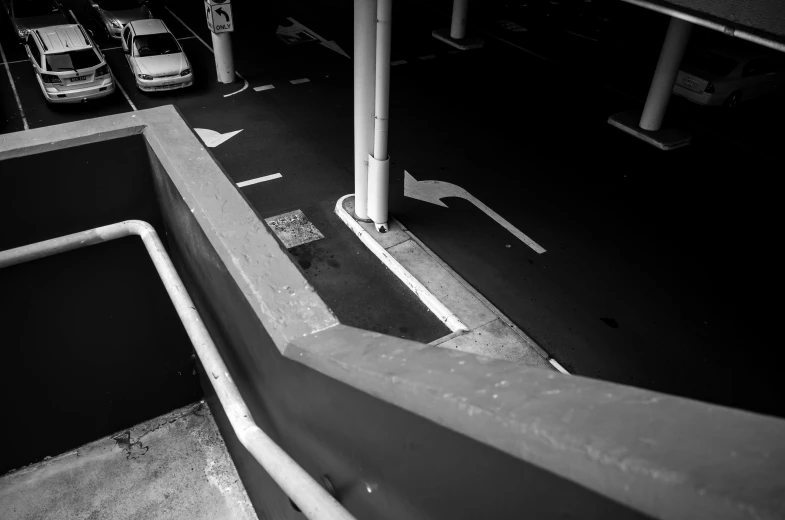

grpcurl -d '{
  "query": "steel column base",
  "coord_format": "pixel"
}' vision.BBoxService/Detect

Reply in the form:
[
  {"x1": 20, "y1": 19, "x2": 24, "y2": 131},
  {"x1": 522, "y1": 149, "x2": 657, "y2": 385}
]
[
  {"x1": 608, "y1": 110, "x2": 691, "y2": 151},
  {"x1": 432, "y1": 28, "x2": 484, "y2": 50}
]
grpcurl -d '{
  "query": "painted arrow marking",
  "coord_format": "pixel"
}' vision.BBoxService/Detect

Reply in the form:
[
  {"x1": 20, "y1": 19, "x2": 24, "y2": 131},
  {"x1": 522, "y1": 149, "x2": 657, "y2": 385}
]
[
  {"x1": 277, "y1": 17, "x2": 350, "y2": 59},
  {"x1": 194, "y1": 128, "x2": 242, "y2": 148},
  {"x1": 404, "y1": 171, "x2": 546, "y2": 254}
]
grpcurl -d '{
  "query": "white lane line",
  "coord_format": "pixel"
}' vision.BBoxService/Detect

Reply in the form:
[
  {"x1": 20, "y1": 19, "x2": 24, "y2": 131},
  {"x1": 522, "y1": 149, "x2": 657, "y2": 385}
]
[
  {"x1": 0, "y1": 40, "x2": 28, "y2": 130},
  {"x1": 102, "y1": 45, "x2": 122, "y2": 51},
  {"x1": 166, "y1": 6, "x2": 213, "y2": 52},
  {"x1": 391, "y1": 59, "x2": 408, "y2": 66},
  {"x1": 253, "y1": 84, "x2": 275, "y2": 91},
  {"x1": 290, "y1": 78, "x2": 310, "y2": 84},
  {"x1": 178, "y1": 35, "x2": 196, "y2": 41},
  {"x1": 115, "y1": 78, "x2": 137, "y2": 110},
  {"x1": 4, "y1": 58, "x2": 29, "y2": 65},
  {"x1": 68, "y1": 9, "x2": 78, "y2": 23},
  {"x1": 549, "y1": 358, "x2": 570, "y2": 374},
  {"x1": 418, "y1": 54, "x2": 437, "y2": 60},
  {"x1": 237, "y1": 173, "x2": 282, "y2": 187},
  {"x1": 224, "y1": 71, "x2": 248, "y2": 97},
  {"x1": 165, "y1": 6, "x2": 248, "y2": 98}
]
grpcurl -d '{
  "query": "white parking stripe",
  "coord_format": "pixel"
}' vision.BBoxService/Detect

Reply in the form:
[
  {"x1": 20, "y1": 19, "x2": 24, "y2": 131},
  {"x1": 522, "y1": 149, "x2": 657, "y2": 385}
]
[
  {"x1": 549, "y1": 358, "x2": 570, "y2": 374},
  {"x1": 165, "y1": 7, "x2": 213, "y2": 53},
  {"x1": 0, "y1": 40, "x2": 29, "y2": 131},
  {"x1": 4, "y1": 58, "x2": 29, "y2": 65},
  {"x1": 290, "y1": 78, "x2": 310, "y2": 84},
  {"x1": 237, "y1": 173, "x2": 282, "y2": 187},
  {"x1": 418, "y1": 54, "x2": 437, "y2": 60},
  {"x1": 115, "y1": 79, "x2": 137, "y2": 111},
  {"x1": 224, "y1": 71, "x2": 248, "y2": 98},
  {"x1": 391, "y1": 60, "x2": 408, "y2": 66},
  {"x1": 253, "y1": 84, "x2": 275, "y2": 91}
]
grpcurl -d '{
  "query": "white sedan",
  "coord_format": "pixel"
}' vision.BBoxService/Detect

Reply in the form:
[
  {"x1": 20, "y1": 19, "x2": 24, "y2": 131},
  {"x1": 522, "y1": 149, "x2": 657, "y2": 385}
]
[
  {"x1": 673, "y1": 44, "x2": 785, "y2": 108},
  {"x1": 120, "y1": 18, "x2": 192, "y2": 92}
]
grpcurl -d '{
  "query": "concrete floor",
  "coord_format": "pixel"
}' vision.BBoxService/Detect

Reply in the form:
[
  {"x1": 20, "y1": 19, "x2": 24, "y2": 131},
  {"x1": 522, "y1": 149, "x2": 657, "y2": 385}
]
[{"x1": 0, "y1": 402, "x2": 258, "y2": 520}]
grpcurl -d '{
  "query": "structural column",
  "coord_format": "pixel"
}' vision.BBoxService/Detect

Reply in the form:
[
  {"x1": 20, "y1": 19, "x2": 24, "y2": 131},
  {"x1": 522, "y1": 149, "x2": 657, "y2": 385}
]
[
  {"x1": 211, "y1": 32, "x2": 235, "y2": 84},
  {"x1": 450, "y1": 0, "x2": 468, "y2": 40},
  {"x1": 353, "y1": 0, "x2": 377, "y2": 221},
  {"x1": 367, "y1": 0, "x2": 392, "y2": 232},
  {"x1": 639, "y1": 17, "x2": 692, "y2": 131}
]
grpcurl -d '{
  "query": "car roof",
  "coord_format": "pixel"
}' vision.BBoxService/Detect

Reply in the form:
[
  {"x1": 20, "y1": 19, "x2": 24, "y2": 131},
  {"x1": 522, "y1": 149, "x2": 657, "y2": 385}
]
[
  {"x1": 128, "y1": 18, "x2": 168, "y2": 35},
  {"x1": 34, "y1": 24, "x2": 92, "y2": 53}
]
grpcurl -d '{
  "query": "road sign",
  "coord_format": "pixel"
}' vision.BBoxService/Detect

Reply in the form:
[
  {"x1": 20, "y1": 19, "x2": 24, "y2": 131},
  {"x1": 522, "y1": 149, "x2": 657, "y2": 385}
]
[{"x1": 205, "y1": 0, "x2": 233, "y2": 33}]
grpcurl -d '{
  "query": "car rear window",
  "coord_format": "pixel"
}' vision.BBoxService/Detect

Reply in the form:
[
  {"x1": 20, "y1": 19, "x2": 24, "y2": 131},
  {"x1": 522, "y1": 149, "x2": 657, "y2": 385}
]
[
  {"x1": 13, "y1": 0, "x2": 58, "y2": 17},
  {"x1": 45, "y1": 50, "x2": 101, "y2": 71},
  {"x1": 686, "y1": 51, "x2": 738, "y2": 76},
  {"x1": 134, "y1": 33, "x2": 180, "y2": 57}
]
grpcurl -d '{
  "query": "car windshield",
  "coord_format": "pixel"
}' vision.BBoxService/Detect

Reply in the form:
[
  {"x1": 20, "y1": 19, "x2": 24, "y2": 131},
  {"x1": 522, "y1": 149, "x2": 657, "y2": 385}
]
[
  {"x1": 95, "y1": 0, "x2": 143, "y2": 10},
  {"x1": 685, "y1": 51, "x2": 738, "y2": 76},
  {"x1": 13, "y1": 0, "x2": 58, "y2": 17},
  {"x1": 134, "y1": 33, "x2": 179, "y2": 57},
  {"x1": 45, "y1": 50, "x2": 100, "y2": 71}
]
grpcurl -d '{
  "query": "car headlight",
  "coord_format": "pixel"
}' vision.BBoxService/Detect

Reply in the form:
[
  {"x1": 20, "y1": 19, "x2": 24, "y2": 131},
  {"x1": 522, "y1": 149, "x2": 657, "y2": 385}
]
[
  {"x1": 137, "y1": 74, "x2": 153, "y2": 80},
  {"x1": 180, "y1": 68, "x2": 191, "y2": 76}
]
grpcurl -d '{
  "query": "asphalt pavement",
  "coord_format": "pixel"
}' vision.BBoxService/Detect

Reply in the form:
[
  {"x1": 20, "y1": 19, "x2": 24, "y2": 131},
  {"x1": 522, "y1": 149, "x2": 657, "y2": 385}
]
[{"x1": 1, "y1": 0, "x2": 781, "y2": 417}]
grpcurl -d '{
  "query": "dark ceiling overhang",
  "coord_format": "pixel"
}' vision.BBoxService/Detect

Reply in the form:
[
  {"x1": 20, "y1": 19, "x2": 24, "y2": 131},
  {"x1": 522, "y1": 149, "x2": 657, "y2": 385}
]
[{"x1": 621, "y1": 0, "x2": 785, "y2": 52}]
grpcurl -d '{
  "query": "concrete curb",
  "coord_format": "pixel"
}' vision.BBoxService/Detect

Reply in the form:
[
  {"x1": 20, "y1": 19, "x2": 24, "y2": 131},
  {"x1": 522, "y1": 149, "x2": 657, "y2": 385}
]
[
  {"x1": 335, "y1": 195, "x2": 468, "y2": 333},
  {"x1": 335, "y1": 194, "x2": 566, "y2": 372}
]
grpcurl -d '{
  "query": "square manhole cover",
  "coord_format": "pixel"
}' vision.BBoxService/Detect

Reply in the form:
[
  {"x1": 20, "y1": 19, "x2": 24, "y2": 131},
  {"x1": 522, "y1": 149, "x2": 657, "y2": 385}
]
[{"x1": 265, "y1": 210, "x2": 324, "y2": 249}]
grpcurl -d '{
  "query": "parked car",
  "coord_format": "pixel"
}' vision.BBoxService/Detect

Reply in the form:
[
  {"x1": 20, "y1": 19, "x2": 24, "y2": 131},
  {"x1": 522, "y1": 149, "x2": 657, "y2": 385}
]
[
  {"x1": 84, "y1": 0, "x2": 151, "y2": 40},
  {"x1": 673, "y1": 44, "x2": 785, "y2": 108},
  {"x1": 24, "y1": 24, "x2": 115, "y2": 103},
  {"x1": 4, "y1": 0, "x2": 70, "y2": 40},
  {"x1": 121, "y1": 19, "x2": 193, "y2": 92}
]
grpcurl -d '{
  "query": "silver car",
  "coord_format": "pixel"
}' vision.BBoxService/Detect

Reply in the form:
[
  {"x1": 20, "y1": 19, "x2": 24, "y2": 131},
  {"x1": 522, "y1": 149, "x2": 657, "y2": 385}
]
[
  {"x1": 4, "y1": 0, "x2": 70, "y2": 40},
  {"x1": 85, "y1": 0, "x2": 151, "y2": 40}
]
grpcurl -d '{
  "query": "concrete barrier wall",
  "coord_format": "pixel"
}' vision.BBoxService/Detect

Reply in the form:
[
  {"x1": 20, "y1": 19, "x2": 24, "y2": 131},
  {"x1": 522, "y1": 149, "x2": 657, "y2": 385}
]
[{"x1": 2, "y1": 106, "x2": 783, "y2": 520}]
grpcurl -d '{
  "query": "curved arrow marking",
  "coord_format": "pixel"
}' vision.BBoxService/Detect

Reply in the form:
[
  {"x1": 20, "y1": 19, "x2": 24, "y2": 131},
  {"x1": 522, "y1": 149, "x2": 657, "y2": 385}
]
[
  {"x1": 194, "y1": 128, "x2": 242, "y2": 147},
  {"x1": 404, "y1": 171, "x2": 545, "y2": 254},
  {"x1": 215, "y1": 6, "x2": 229, "y2": 22}
]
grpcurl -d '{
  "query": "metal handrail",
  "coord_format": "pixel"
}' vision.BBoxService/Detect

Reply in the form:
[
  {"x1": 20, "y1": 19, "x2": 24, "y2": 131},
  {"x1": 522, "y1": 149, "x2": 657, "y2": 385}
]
[{"x1": 0, "y1": 220, "x2": 356, "y2": 520}]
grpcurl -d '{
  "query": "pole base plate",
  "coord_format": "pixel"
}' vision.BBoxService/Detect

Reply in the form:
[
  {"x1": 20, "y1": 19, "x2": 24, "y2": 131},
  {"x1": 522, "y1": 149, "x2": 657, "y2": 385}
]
[
  {"x1": 608, "y1": 110, "x2": 691, "y2": 151},
  {"x1": 432, "y1": 28, "x2": 484, "y2": 50}
]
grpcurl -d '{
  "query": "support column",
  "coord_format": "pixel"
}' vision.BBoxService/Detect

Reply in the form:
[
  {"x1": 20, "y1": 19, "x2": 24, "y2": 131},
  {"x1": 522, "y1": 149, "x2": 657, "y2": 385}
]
[
  {"x1": 432, "y1": 0, "x2": 483, "y2": 50},
  {"x1": 450, "y1": 0, "x2": 468, "y2": 39},
  {"x1": 211, "y1": 32, "x2": 235, "y2": 84},
  {"x1": 353, "y1": 0, "x2": 377, "y2": 221},
  {"x1": 639, "y1": 17, "x2": 692, "y2": 131},
  {"x1": 607, "y1": 16, "x2": 692, "y2": 151},
  {"x1": 368, "y1": 0, "x2": 392, "y2": 233}
]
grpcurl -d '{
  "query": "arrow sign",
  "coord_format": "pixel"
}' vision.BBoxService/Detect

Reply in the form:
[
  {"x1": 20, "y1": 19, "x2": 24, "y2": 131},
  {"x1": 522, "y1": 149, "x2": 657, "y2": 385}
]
[
  {"x1": 215, "y1": 6, "x2": 229, "y2": 22},
  {"x1": 194, "y1": 128, "x2": 242, "y2": 148},
  {"x1": 404, "y1": 171, "x2": 546, "y2": 254},
  {"x1": 277, "y1": 17, "x2": 350, "y2": 59}
]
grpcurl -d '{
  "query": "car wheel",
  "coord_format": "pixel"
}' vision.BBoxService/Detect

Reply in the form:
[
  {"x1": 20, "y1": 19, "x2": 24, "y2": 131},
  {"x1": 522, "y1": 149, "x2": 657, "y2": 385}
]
[{"x1": 724, "y1": 91, "x2": 742, "y2": 109}]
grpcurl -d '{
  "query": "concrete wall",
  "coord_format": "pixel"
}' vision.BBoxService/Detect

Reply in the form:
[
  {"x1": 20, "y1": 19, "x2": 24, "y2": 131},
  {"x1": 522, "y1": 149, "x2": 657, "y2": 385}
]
[{"x1": 2, "y1": 106, "x2": 784, "y2": 520}]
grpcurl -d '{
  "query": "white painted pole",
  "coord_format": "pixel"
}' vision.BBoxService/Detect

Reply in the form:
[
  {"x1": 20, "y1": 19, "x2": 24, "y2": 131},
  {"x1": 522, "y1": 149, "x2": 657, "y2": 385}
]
[
  {"x1": 211, "y1": 31, "x2": 235, "y2": 84},
  {"x1": 368, "y1": 0, "x2": 392, "y2": 233},
  {"x1": 450, "y1": 0, "x2": 469, "y2": 40},
  {"x1": 639, "y1": 17, "x2": 691, "y2": 131},
  {"x1": 354, "y1": 0, "x2": 377, "y2": 220}
]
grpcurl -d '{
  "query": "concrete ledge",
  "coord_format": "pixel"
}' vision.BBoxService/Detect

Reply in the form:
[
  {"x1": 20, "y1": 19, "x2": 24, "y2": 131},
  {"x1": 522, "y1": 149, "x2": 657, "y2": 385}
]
[
  {"x1": 4, "y1": 107, "x2": 785, "y2": 520},
  {"x1": 608, "y1": 110, "x2": 692, "y2": 151},
  {"x1": 432, "y1": 28, "x2": 485, "y2": 50}
]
